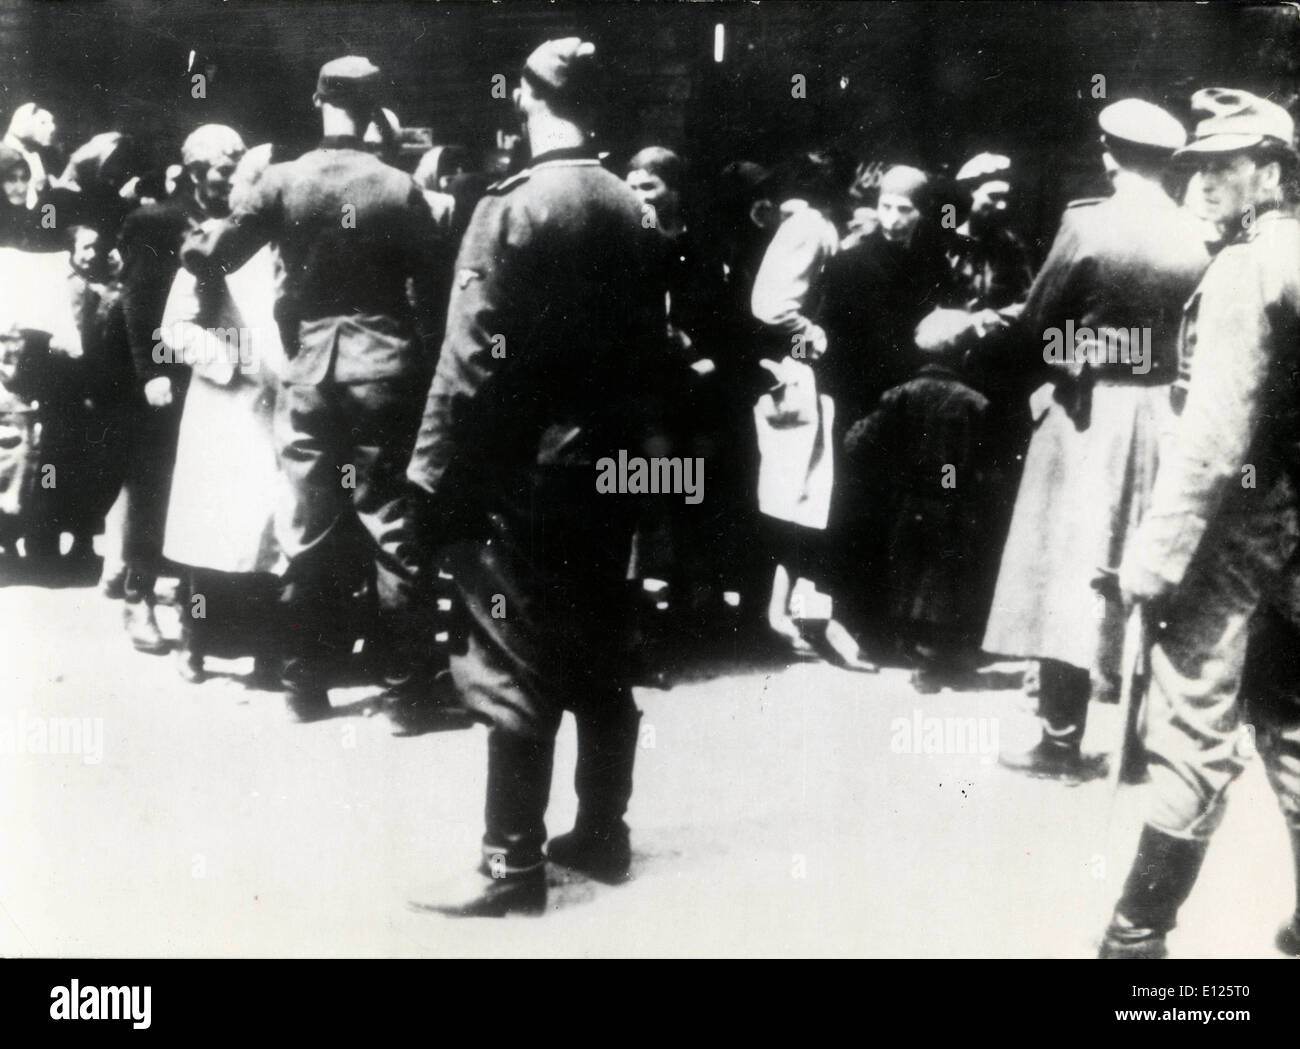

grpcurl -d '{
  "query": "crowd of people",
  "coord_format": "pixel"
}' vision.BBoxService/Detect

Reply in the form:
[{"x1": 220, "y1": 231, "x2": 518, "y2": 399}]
[{"x1": 2, "y1": 38, "x2": 1299, "y2": 950}]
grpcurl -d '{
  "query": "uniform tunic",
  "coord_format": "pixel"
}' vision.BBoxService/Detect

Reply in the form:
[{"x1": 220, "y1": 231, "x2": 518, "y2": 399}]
[
  {"x1": 982, "y1": 178, "x2": 1209, "y2": 675},
  {"x1": 406, "y1": 148, "x2": 664, "y2": 738},
  {"x1": 1122, "y1": 208, "x2": 1300, "y2": 838}
]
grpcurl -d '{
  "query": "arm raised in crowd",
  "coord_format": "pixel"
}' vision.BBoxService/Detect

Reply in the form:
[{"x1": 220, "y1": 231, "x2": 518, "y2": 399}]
[{"x1": 180, "y1": 167, "x2": 282, "y2": 281}]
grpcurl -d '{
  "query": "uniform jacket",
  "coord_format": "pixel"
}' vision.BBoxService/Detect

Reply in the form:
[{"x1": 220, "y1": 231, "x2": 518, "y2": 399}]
[
  {"x1": 1021, "y1": 176, "x2": 1209, "y2": 393},
  {"x1": 1127, "y1": 208, "x2": 1300, "y2": 587},
  {"x1": 181, "y1": 136, "x2": 440, "y2": 385},
  {"x1": 981, "y1": 178, "x2": 1210, "y2": 671},
  {"x1": 406, "y1": 147, "x2": 664, "y2": 542}
]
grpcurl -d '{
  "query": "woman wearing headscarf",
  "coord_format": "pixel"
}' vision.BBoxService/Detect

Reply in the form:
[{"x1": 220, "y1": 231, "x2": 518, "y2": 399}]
[
  {"x1": 749, "y1": 150, "x2": 871, "y2": 666},
  {"x1": 817, "y1": 164, "x2": 954, "y2": 650},
  {"x1": 160, "y1": 144, "x2": 286, "y2": 684}
]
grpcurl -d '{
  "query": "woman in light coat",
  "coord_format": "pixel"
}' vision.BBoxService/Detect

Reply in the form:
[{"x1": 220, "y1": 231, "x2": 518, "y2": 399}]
[{"x1": 161, "y1": 145, "x2": 286, "y2": 683}]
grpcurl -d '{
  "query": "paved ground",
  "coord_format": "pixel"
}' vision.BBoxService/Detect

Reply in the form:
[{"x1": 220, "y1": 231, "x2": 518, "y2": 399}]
[{"x1": 1, "y1": 577, "x2": 1294, "y2": 958}]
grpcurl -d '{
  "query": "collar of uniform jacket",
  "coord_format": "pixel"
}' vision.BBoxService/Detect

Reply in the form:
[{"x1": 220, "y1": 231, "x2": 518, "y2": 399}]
[
  {"x1": 527, "y1": 145, "x2": 601, "y2": 168},
  {"x1": 319, "y1": 134, "x2": 367, "y2": 150},
  {"x1": 1230, "y1": 202, "x2": 1292, "y2": 245}
]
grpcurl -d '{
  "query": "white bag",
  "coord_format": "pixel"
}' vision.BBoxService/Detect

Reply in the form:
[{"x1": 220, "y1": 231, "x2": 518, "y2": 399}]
[{"x1": 753, "y1": 358, "x2": 835, "y2": 530}]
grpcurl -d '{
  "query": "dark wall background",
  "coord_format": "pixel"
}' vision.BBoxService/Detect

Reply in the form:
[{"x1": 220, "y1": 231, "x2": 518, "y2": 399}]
[{"x1": 1, "y1": 0, "x2": 1298, "y2": 254}]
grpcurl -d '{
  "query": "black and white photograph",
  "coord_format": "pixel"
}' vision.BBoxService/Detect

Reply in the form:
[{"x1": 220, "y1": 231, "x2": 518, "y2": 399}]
[{"x1": 1, "y1": 0, "x2": 1299, "y2": 992}]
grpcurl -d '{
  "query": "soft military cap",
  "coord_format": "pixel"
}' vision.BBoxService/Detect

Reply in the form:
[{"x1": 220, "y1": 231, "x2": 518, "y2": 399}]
[
  {"x1": 315, "y1": 56, "x2": 381, "y2": 105},
  {"x1": 1098, "y1": 98, "x2": 1186, "y2": 151},
  {"x1": 955, "y1": 152, "x2": 1011, "y2": 183},
  {"x1": 1178, "y1": 88, "x2": 1295, "y2": 154},
  {"x1": 523, "y1": 38, "x2": 599, "y2": 103}
]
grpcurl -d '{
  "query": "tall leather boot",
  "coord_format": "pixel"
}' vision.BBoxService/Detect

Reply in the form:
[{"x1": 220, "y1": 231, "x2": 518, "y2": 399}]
[
  {"x1": 547, "y1": 705, "x2": 641, "y2": 883},
  {"x1": 409, "y1": 729, "x2": 552, "y2": 917},
  {"x1": 1000, "y1": 660, "x2": 1106, "y2": 783},
  {"x1": 1099, "y1": 824, "x2": 1209, "y2": 958},
  {"x1": 174, "y1": 570, "x2": 206, "y2": 683},
  {"x1": 1276, "y1": 827, "x2": 1300, "y2": 956}
]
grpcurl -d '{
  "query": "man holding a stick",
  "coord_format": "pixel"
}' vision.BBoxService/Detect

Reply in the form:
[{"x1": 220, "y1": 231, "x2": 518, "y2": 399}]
[{"x1": 1099, "y1": 88, "x2": 1300, "y2": 959}]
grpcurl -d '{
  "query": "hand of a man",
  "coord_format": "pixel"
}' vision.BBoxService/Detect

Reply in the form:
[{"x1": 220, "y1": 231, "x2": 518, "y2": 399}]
[
  {"x1": 143, "y1": 376, "x2": 173, "y2": 408},
  {"x1": 1119, "y1": 557, "x2": 1173, "y2": 611}
]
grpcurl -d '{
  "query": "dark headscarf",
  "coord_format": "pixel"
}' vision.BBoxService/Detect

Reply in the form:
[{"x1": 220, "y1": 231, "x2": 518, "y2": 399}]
[{"x1": 0, "y1": 144, "x2": 31, "y2": 181}]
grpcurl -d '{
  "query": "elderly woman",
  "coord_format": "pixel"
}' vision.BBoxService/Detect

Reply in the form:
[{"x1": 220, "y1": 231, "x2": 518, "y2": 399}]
[
  {"x1": 816, "y1": 165, "x2": 954, "y2": 652},
  {"x1": 160, "y1": 143, "x2": 286, "y2": 684},
  {"x1": 0, "y1": 145, "x2": 35, "y2": 247}
]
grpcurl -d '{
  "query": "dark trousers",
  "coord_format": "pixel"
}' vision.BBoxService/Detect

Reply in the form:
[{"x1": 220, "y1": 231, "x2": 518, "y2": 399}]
[
  {"x1": 443, "y1": 484, "x2": 642, "y2": 870},
  {"x1": 176, "y1": 566, "x2": 280, "y2": 660},
  {"x1": 274, "y1": 378, "x2": 424, "y2": 678},
  {"x1": 123, "y1": 400, "x2": 183, "y2": 602}
]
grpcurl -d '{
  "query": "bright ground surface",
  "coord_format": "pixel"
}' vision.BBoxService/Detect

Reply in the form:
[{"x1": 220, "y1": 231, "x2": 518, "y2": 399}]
[{"x1": 1, "y1": 582, "x2": 1292, "y2": 958}]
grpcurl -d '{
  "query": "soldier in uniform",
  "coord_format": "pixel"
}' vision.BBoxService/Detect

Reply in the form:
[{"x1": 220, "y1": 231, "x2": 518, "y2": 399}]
[
  {"x1": 983, "y1": 100, "x2": 1210, "y2": 782},
  {"x1": 1100, "y1": 89, "x2": 1300, "y2": 959},
  {"x1": 405, "y1": 38, "x2": 665, "y2": 917},
  {"x1": 181, "y1": 58, "x2": 442, "y2": 721}
]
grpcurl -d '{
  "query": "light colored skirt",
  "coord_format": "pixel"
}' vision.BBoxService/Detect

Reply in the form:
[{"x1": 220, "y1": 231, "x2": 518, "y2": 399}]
[{"x1": 163, "y1": 376, "x2": 284, "y2": 575}]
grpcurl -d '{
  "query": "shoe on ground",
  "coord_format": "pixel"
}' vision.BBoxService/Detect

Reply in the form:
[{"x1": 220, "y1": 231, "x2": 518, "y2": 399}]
[
  {"x1": 998, "y1": 739, "x2": 1108, "y2": 784},
  {"x1": 382, "y1": 671, "x2": 475, "y2": 735},
  {"x1": 408, "y1": 863, "x2": 546, "y2": 918},
  {"x1": 1099, "y1": 913, "x2": 1168, "y2": 959},
  {"x1": 101, "y1": 567, "x2": 127, "y2": 600},
  {"x1": 912, "y1": 669, "x2": 944, "y2": 694},
  {"x1": 123, "y1": 601, "x2": 168, "y2": 655},
  {"x1": 175, "y1": 649, "x2": 205, "y2": 684},
  {"x1": 1276, "y1": 916, "x2": 1300, "y2": 957},
  {"x1": 246, "y1": 655, "x2": 282, "y2": 691},
  {"x1": 283, "y1": 683, "x2": 331, "y2": 723},
  {"x1": 547, "y1": 821, "x2": 632, "y2": 884}
]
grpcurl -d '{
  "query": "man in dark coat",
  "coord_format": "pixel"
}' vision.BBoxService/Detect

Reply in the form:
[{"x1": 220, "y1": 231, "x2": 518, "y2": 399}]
[
  {"x1": 405, "y1": 38, "x2": 665, "y2": 917},
  {"x1": 182, "y1": 59, "x2": 441, "y2": 721}
]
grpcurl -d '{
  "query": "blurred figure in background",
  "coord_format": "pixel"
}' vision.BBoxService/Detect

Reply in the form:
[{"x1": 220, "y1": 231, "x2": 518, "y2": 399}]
[
  {"x1": 625, "y1": 146, "x2": 733, "y2": 646},
  {"x1": 914, "y1": 152, "x2": 1038, "y2": 656},
  {"x1": 4, "y1": 103, "x2": 57, "y2": 208}
]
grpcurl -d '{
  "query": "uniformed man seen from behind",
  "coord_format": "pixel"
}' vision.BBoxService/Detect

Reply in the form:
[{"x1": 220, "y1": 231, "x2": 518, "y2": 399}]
[
  {"x1": 181, "y1": 57, "x2": 442, "y2": 721},
  {"x1": 983, "y1": 100, "x2": 1210, "y2": 782},
  {"x1": 405, "y1": 38, "x2": 666, "y2": 917}
]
